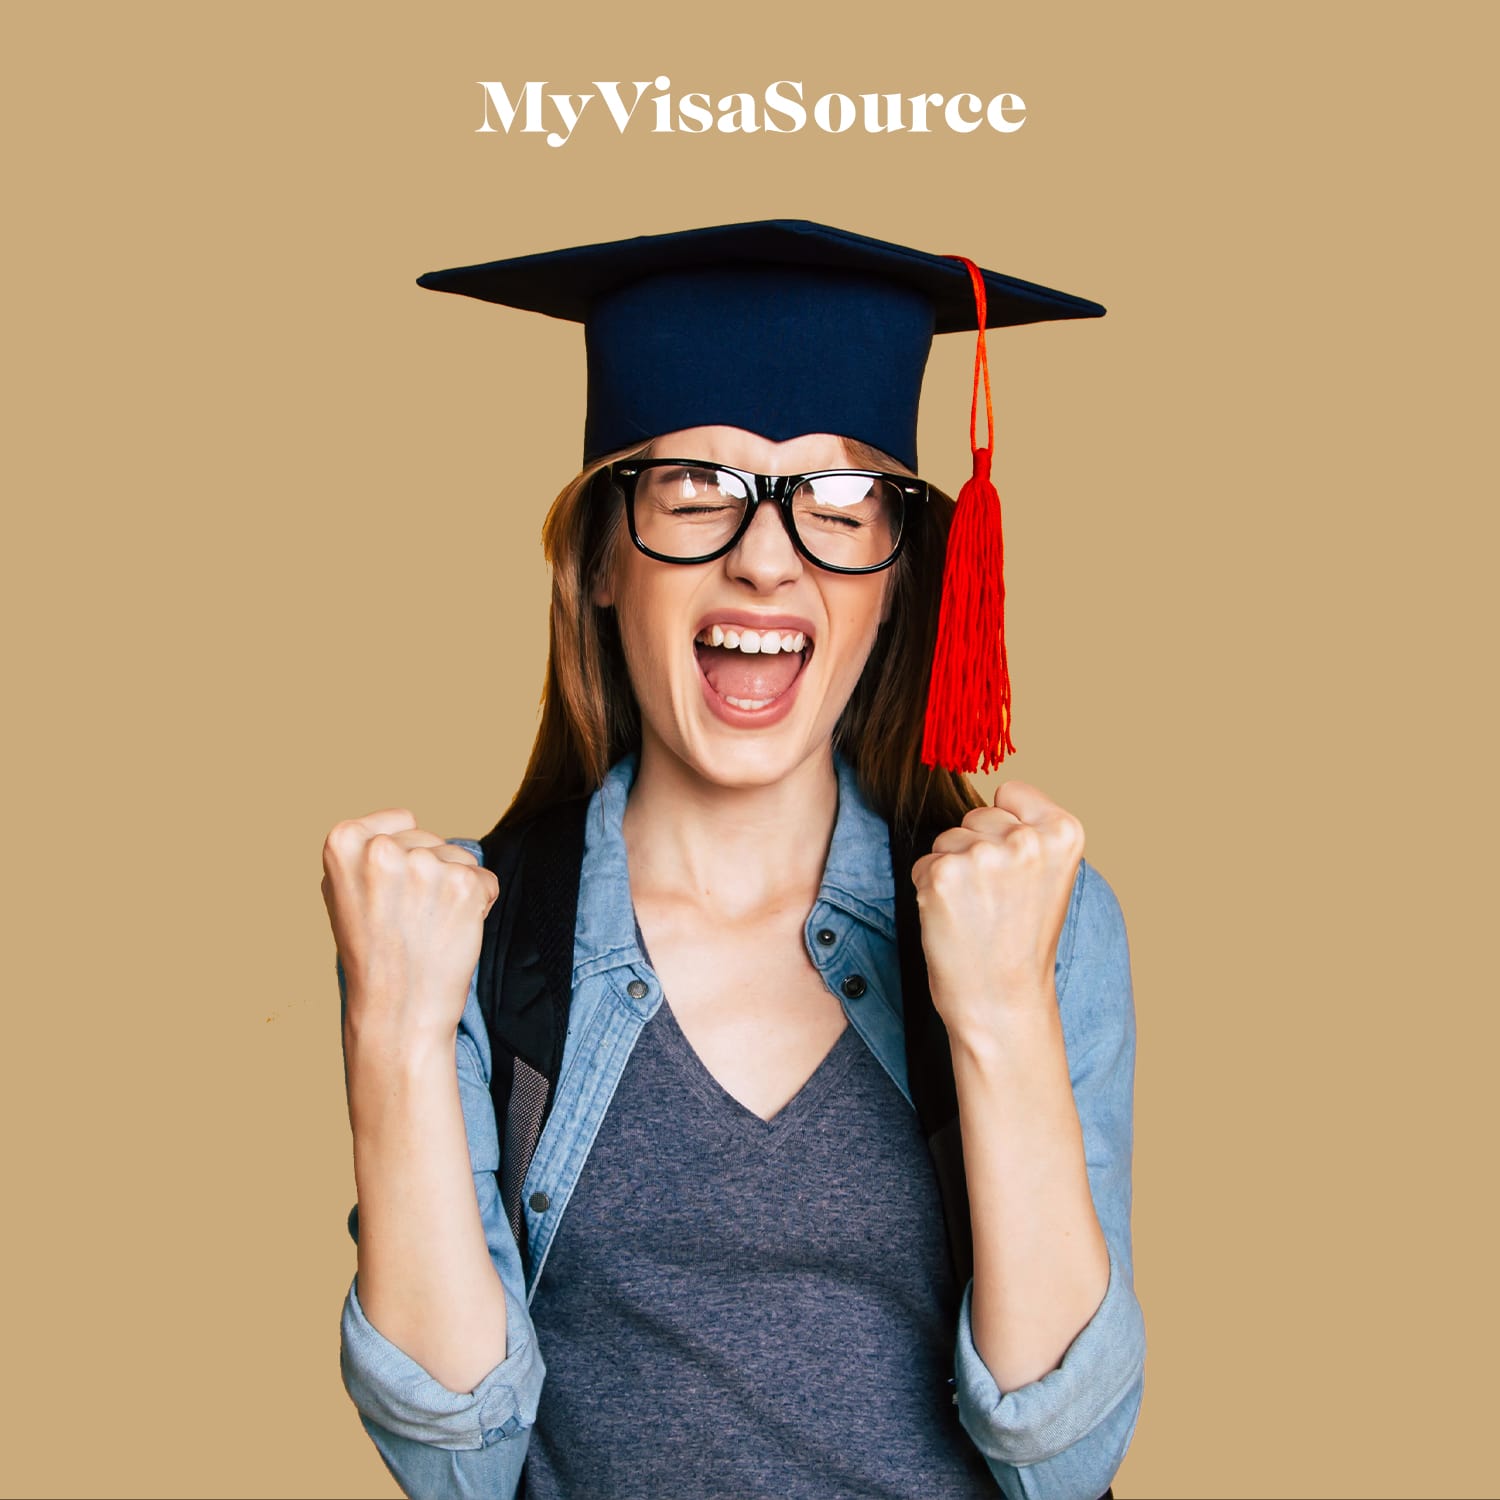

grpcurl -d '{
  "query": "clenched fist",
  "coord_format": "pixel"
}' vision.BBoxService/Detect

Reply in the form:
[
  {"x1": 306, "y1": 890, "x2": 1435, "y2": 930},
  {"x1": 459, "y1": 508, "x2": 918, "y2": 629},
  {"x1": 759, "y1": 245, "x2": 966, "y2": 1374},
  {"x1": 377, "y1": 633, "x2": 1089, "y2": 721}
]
[
  {"x1": 910, "y1": 780, "x2": 1085, "y2": 1038},
  {"x1": 321, "y1": 810, "x2": 499, "y2": 1049}
]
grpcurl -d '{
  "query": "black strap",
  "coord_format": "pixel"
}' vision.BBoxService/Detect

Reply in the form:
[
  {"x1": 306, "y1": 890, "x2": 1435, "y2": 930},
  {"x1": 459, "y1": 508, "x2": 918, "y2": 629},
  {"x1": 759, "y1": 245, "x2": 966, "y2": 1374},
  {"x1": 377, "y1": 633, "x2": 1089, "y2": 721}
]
[
  {"x1": 478, "y1": 795, "x2": 590, "y2": 1282},
  {"x1": 478, "y1": 796, "x2": 590, "y2": 1079},
  {"x1": 478, "y1": 797, "x2": 585, "y2": 1500},
  {"x1": 481, "y1": 802, "x2": 975, "y2": 1292},
  {"x1": 484, "y1": 805, "x2": 1115, "y2": 1500},
  {"x1": 890, "y1": 819, "x2": 975, "y2": 1294}
]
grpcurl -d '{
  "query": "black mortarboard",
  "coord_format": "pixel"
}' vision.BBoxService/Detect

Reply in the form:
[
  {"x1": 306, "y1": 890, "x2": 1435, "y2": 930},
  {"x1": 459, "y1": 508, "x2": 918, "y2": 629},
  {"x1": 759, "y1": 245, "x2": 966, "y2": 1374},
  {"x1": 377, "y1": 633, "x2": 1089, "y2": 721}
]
[
  {"x1": 417, "y1": 220, "x2": 1106, "y2": 774},
  {"x1": 415, "y1": 218, "x2": 1103, "y2": 473}
]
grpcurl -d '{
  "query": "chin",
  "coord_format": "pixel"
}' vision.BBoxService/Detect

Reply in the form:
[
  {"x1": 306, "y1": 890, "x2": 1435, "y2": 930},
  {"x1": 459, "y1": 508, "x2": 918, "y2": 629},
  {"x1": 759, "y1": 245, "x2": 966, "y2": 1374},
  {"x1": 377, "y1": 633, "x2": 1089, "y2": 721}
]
[
  {"x1": 655, "y1": 708, "x2": 837, "y2": 795},
  {"x1": 691, "y1": 740, "x2": 810, "y2": 789}
]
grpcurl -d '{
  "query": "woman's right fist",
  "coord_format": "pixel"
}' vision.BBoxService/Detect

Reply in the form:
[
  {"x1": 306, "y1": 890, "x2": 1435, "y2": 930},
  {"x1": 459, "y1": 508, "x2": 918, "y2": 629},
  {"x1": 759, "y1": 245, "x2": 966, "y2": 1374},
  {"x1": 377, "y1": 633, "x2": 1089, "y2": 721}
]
[{"x1": 321, "y1": 810, "x2": 500, "y2": 1047}]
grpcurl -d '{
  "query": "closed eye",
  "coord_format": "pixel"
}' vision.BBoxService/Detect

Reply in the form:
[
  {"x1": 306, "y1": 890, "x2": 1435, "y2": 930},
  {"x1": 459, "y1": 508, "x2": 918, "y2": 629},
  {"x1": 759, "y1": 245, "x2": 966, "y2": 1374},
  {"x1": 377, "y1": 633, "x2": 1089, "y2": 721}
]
[{"x1": 801, "y1": 508, "x2": 869, "y2": 529}]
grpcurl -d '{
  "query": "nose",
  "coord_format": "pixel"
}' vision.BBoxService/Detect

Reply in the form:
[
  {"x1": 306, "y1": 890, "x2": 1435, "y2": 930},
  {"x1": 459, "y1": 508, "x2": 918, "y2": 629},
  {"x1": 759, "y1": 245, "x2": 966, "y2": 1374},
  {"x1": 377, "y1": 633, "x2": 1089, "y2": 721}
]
[{"x1": 724, "y1": 495, "x2": 803, "y2": 591}]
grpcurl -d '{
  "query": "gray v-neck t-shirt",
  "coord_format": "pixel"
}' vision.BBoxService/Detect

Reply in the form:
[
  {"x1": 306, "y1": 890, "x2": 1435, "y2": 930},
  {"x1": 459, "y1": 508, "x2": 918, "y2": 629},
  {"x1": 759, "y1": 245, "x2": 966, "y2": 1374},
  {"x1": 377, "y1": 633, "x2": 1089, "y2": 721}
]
[{"x1": 522, "y1": 985, "x2": 997, "y2": 1500}]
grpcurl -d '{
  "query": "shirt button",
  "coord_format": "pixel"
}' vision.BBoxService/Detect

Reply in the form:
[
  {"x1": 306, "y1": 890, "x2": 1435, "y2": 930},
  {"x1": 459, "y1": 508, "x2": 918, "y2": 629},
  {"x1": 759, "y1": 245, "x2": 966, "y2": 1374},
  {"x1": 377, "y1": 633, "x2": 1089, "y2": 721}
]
[
  {"x1": 816, "y1": 928, "x2": 836, "y2": 946},
  {"x1": 626, "y1": 979, "x2": 648, "y2": 1000},
  {"x1": 842, "y1": 974, "x2": 867, "y2": 999},
  {"x1": 529, "y1": 1190, "x2": 550, "y2": 1212}
]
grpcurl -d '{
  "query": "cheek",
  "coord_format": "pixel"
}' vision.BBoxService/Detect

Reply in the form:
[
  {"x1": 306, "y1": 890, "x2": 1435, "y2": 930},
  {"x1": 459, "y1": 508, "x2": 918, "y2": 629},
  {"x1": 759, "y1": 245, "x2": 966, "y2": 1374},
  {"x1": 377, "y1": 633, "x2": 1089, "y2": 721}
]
[
  {"x1": 807, "y1": 610, "x2": 884, "y2": 719},
  {"x1": 828, "y1": 583, "x2": 890, "y2": 667},
  {"x1": 612, "y1": 574, "x2": 690, "y2": 692},
  {"x1": 613, "y1": 604, "x2": 657, "y2": 687}
]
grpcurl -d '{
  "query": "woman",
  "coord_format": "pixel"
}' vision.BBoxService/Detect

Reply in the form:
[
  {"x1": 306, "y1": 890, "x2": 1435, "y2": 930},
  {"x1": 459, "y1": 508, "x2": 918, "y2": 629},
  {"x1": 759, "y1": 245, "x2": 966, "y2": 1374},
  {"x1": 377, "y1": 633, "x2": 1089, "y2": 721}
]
[{"x1": 323, "y1": 221, "x2": 1145, "y2": 1500}]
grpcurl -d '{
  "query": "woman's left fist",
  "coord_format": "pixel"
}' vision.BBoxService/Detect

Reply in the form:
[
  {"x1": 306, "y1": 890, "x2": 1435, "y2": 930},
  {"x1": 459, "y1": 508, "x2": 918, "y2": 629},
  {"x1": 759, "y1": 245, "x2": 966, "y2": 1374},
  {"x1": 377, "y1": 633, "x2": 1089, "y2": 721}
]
[{"x1": 910, "y1": 781, "x2": 1085, "y2": 1032}]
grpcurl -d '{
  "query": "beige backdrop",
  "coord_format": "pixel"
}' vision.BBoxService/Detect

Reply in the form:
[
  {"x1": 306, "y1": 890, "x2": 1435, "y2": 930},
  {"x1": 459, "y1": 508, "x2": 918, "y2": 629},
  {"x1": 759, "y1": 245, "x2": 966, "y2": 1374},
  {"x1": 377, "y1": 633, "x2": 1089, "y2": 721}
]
[{"x1": 4, "y1": 2, "x2": 1495, "y2": 1496}]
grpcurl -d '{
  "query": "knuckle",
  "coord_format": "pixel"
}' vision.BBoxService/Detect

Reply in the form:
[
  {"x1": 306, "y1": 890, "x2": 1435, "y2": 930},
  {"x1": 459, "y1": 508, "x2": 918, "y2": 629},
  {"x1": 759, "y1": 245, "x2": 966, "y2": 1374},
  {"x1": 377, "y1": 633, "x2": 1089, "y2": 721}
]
[
  {"x1": 323, "y1": 820, "x2": 360, "y2": 861},
  {"x1": 1010, "y1": 824, "x2": 1042, "y2": 859},
  {"x1": 407, "y1": 842, "x2": 446, "y2": 876},
  {"x1": 364, "y1": 832, "x2": 405, "y2": 870},
  {"x1": 1052, "y1": 814, "x2": 1086, "y2": 852},
  {"x1": 431, "y1": 855, "x2": 482, "y2": 904},
  {"x1": 972, "y1": 838, "x2": 1006, "y2": 871}
]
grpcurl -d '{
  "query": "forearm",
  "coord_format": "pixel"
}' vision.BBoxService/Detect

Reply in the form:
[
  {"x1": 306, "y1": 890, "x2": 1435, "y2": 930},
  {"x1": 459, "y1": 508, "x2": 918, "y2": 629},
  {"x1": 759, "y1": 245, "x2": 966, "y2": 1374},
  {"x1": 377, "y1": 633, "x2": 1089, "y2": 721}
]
[
  {"x1": 346, "y1": 1013, "x2": 509, "y2": 1394},
  {"x1": 950, "y1": 991, "x2": 1111, "y2": 1393}
]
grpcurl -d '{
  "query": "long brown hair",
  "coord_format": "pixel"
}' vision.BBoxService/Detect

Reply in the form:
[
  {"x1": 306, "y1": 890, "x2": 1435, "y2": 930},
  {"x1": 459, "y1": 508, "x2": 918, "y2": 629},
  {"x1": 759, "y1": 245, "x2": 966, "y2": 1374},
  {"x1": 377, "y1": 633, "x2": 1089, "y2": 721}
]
[{"x1": 496, "y1": 439, "x2": 982, "y2": 843}]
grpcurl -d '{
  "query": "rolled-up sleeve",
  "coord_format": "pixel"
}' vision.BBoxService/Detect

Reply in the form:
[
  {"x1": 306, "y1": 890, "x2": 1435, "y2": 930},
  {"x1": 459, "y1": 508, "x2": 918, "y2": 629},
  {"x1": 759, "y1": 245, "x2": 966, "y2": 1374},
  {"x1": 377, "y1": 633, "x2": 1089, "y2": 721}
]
[
  {"x1": 953, "y1": 857, "x2": 1147, "y2": 1500},
  {"x1": 335, "y1": 837, "x2": 546, "y2": 1499}
]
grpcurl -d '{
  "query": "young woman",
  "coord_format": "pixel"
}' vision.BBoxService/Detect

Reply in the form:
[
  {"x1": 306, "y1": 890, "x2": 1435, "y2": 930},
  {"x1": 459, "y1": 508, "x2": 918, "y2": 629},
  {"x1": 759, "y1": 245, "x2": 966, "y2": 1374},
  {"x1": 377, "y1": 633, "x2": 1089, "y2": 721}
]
[{"x1": 322, "y1": 222, "x2": 1145, "y2": 1500}]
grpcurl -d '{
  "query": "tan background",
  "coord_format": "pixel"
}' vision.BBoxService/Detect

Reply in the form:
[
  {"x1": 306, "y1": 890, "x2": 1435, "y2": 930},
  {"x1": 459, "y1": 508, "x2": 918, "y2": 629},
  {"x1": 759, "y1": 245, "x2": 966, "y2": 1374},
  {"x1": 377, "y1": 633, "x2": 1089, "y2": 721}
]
[{"x1": 4, "y1": 1, "x2": 1495, "y2": 1496}]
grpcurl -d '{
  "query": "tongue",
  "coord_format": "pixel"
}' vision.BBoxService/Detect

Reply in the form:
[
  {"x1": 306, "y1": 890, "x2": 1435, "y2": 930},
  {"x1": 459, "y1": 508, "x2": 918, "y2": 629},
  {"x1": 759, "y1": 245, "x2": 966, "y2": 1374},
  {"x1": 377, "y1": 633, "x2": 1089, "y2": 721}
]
[{"x1": 698, "y1": 643, "x2": 803, "y2": 702}]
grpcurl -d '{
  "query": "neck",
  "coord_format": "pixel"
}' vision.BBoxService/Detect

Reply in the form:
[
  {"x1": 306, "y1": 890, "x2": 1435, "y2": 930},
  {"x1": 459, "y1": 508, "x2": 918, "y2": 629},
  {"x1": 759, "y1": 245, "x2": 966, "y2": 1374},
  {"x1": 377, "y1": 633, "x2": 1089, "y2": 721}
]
[{"x1": 621, "y1": 732, "x2": 839, "y2": 921}]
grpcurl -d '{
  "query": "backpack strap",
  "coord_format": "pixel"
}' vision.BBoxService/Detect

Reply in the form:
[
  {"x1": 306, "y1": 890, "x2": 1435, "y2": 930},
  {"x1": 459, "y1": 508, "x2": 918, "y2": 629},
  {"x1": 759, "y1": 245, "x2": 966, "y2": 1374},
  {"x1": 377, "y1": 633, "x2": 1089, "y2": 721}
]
[
  {"x1": 480, "y1": 800, "x2": 974, "y2": 1294},
  {"x1": 889, "y1": 816, "x2": 975, "y2": 1294},
  {"x1": 480, "y1": 797, "x2": 1112, "y2": 1500},
  {"x1": 477, "y1": 794, "x2": 590, "y2": 1285}
]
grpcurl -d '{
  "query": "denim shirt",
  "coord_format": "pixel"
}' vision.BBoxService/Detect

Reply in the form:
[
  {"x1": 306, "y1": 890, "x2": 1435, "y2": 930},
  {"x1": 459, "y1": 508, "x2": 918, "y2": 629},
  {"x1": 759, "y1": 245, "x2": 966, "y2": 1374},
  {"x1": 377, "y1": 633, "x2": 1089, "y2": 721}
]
[{"x1": 337, "y1": 751, "x2": 1146, "y2": 1500}]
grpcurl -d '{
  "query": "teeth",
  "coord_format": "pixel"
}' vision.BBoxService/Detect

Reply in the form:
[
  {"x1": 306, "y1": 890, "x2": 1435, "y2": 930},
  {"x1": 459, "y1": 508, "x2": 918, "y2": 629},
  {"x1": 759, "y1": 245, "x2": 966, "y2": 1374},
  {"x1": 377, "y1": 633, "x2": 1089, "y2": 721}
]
[
  {"x1": 725, "y1": 695, "x2": 776, "y2": 709},
  {"x1": 695, "y1": 625, "x2": 809, "y2": 655}
]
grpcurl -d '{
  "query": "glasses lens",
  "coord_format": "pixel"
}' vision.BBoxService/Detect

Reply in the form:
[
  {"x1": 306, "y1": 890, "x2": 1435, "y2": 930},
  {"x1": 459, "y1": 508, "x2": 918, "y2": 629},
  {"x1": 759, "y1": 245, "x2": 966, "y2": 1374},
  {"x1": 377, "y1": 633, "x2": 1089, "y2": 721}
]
[
  {"x1": 790, "y1": 473, "x2": 904, "y2": 569},
  {"x1": 632, "y1": 464, "x2": 751, "y2": 559}
]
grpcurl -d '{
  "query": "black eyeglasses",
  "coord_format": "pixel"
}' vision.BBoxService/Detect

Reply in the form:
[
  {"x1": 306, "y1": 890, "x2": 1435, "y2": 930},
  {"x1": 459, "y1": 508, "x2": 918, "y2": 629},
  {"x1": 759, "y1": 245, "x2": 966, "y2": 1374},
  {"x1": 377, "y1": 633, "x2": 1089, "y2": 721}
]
[{"x1": 606, "y1": 459, "x2": 928, "y2": 574}]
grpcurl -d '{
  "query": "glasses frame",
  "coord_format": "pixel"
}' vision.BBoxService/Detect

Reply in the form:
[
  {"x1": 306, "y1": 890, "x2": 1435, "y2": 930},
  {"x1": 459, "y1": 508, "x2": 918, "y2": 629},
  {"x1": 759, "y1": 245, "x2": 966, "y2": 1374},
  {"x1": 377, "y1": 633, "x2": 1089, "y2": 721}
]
[{"x1": 606, "y1": 458, "x2": 929, "y2": 576}]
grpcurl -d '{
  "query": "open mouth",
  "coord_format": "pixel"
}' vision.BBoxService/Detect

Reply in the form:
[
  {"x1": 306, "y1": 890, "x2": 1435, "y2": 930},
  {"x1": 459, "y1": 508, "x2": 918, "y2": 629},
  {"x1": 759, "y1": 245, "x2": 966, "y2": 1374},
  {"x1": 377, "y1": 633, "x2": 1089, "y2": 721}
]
[{"x1": 692, "y1": 623, "x2": 812, "y2": 712}]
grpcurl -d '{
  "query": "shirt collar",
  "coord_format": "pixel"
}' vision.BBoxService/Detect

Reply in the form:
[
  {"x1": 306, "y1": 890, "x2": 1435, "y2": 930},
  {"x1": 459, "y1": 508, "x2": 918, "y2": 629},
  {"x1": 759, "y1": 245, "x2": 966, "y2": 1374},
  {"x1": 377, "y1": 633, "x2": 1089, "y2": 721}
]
[{"x1": 572, "y1": 748, "x2": 896, "y2": 977}]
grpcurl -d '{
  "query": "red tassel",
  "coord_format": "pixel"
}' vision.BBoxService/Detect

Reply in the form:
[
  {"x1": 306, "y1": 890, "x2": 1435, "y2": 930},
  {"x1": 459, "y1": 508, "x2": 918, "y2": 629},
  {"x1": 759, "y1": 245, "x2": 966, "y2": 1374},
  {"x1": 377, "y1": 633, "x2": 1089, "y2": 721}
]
[{"x1": 921, "y1": 256, "x2": 1015, "y2": 774}]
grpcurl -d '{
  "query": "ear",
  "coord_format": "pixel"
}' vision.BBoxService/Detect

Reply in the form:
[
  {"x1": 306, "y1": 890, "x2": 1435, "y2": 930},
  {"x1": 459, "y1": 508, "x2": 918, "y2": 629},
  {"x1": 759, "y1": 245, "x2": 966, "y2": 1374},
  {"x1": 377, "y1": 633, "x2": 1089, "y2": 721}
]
[
  {"x1": 589, "y1": 465, "x2": 626, "y2": 610},
  {"x1": 590, "y1": 528, "x2": 617, "y2": 609}
]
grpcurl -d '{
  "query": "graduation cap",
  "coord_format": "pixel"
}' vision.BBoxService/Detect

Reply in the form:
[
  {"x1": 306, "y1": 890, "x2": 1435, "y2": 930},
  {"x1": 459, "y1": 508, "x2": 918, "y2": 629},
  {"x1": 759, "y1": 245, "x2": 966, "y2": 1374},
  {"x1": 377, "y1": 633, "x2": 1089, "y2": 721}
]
[{"x1": 417, "y1": 219, "x2": 1105, "y2": 774}]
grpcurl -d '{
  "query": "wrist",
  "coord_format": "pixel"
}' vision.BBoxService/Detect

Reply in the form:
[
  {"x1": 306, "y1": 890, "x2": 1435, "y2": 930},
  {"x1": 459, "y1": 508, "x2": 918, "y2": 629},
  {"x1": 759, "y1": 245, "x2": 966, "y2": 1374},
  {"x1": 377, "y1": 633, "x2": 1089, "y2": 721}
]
[
  {"x1": 946, "y1": 986, "x2": 1062, "y2": 1068},
  {"x1": 343, "y1": 1007, "x2": 457, "y2": 1076},
  {"x1": 344, "y1": 1021, "x2": 462, "y2": 1155}
]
